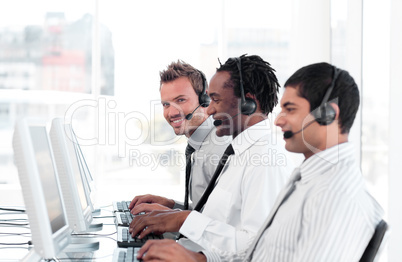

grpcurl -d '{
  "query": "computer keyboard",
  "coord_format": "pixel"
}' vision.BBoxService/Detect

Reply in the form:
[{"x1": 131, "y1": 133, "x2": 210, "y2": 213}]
[
  {"x1": 117, "y1": 226, "x2": 163, "y2": 247},
  {"x1": 115, "y1": 211, "x2": 146, "y2": 227},
  {"x1": 112, "y1": 247, "x2": 141, "y2": 262},
  {"x1": 115, "y1": 211, "x2": 134, "y2": 226},
  {"x1": 113, "y1": 200, "x2": 131, "y2": 212}
]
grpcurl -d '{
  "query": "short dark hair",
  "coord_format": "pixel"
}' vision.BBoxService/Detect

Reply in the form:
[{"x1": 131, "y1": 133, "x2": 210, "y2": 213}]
[
  {"x1": 284, "y1": 62, "x2": 360, "y2": 134},
  {"x1": 159, "y1": 60, "x2": 206, "y2": 95},
  {"x1": 217, "y1": 54, "x2": 280, "y2": 115}
]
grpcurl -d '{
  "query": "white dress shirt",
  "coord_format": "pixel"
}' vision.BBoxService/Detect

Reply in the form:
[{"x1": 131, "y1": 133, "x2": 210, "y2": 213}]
[
  {"x1": 243, "y1": 142, "x2": 384, "y2": 262},
  {"x1": 179, "y1": 119, "x2": 293, "y2": 261},
  {"x1": 174, "y1": 116, "x2": 232, "y2": 209}
]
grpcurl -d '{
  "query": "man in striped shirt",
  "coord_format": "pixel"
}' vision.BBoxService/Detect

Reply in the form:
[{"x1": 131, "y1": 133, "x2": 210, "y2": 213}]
[{"x1": 134, "y1": 62, "x2": 384, "y2": 262}]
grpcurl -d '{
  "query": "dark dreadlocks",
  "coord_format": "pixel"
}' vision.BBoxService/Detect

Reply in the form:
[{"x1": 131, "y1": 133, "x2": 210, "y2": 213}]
[{"x1": 217, "y1": 54, "x2": 280, "y2": 115}]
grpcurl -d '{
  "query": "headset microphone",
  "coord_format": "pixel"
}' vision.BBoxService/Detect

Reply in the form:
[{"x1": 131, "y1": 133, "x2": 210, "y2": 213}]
[
  {"x1": 213, "y1": 119, "x2": 223, "y2": 126},
  {"x1": 283, "y1": 120, "x2": 316, "y2": 139},
  {"x1": 185, "y1": 104, "x2": 202, "y2": 120},
  {"x1": 213, "y1": 113, "x2": 241, "y2": 126}
]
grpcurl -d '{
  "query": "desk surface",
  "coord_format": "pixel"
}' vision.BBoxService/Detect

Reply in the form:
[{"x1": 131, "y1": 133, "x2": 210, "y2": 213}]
[{"x1": 0, "y1": 208, "x2": 119, "y2": 262}]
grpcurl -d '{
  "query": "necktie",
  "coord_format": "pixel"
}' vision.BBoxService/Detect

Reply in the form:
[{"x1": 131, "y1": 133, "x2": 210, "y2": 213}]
[
  {"x1": 246, "y1": 168, "x2": 302, "y2": 261},
  {"x1": 184, "y1": 144, "x2": 196, "y2": 210},
  {"x1": 194, "y1": 144, "x2": 235, "y2": 212}
]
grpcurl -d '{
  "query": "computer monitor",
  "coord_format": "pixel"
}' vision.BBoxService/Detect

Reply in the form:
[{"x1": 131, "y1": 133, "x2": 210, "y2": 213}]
[
  {"x1": 68, "y1": 123, "x2": 99, "y2": 214},
  {"x1": 13, "y1": 118, "x2": 71, "y2": 259},
  {"x1": 49, "y1": 118, "x2": 94, "y2": 233}
]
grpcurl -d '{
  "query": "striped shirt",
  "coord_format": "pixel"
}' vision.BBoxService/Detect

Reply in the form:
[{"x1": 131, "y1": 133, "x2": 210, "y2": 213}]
[{"x1": 244, "y1": 142, "x2": 384, "y2": 262}]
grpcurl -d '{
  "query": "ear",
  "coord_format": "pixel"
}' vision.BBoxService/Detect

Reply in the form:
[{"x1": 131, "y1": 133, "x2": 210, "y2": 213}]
[{"x1": 330, "y1": 102, "x2": 340, "y2": 120}]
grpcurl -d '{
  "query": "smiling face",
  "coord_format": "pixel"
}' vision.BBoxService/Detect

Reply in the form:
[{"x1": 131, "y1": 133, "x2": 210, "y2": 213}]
[
  {"x1": 206, "y1": 71, "x2": 241, "y2": 137},
  {"x1": 275, "y1": 86, "x2": 329, "y2": 159},
  {"x1": 160, "y1": 76, "x2": 207, "y2": 137}
]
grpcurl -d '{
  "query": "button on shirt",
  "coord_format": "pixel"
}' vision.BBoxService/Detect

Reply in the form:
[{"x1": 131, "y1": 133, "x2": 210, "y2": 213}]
[
  {"x1": 174, "y1": 116, "x2": 232, "y2": 209},
  {"x1": 179, "y1": 119, "x2": 293, "y2": 261},
  {"x1": 246, "y1": 142, "x2": 384, "y2": 262}
]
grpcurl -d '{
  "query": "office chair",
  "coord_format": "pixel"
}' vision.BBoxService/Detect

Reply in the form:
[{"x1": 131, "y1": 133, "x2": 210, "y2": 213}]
[{"x1": 359, "y1": 219, "x2": 388, "y2": 262}]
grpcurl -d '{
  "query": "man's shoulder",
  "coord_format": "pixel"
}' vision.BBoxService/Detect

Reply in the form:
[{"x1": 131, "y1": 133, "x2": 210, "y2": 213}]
[
  {"x1": 200, "y1": 128, "x2": 232, "y2": 151},
  {"x1": 308, "y1": 161, "x2": 365, "y2": 199}
]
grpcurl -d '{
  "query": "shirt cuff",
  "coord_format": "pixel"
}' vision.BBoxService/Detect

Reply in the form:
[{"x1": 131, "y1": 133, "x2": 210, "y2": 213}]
[
  {"x1": 202, "y1": 250, "x2": 221, "y2": 262},
  {"x1": 179, "y1": 211, "x2": 212, "y2": 241}
]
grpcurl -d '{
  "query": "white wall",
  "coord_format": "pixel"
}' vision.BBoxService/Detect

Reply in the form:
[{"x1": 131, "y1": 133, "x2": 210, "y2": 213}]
[{"x1": 388, "y1": 0, "x2": 402, "y2": 260}]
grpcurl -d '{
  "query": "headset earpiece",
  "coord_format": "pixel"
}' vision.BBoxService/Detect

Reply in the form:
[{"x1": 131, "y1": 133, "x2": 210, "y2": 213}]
[
  {"x1": 235, "y1": 57, "x2": 257, "y2": 115},
  {"x1": 197, "y1": 70, "x2": 210, "y2": 107},
  {"x1": 313, "y1": 67, "x2": 340, "y2": 126},
  {"x1": 241, "y1": 97, "x2": 257, "y2": 115},
  {"x1": 313, "y1": 102, "x2": 336, "y2": 125},
  {"x1": 185, "y1": 70, "x2": 210, "y2": 121}
]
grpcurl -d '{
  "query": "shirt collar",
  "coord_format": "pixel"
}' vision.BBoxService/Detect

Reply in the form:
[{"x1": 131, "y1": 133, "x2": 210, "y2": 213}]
[
  {"x1": 232, "y1": 118, "x2": 272, "y2": 155},
  {"x1": 299, "y1": 142, "x2": 356, "y2": 184},
  {"x1": 187, "y1": 116, "x2": 214, "y2": 150}
]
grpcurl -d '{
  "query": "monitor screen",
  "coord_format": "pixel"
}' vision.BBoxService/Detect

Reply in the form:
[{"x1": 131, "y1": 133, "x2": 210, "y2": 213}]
[
  {"x1": 49, "y1": 118, "x2": 93, "y2": 232},
  {"x1": 70, "y1": 126, "x2": 96, "y2": 207},
  {"x1": 29, "y1": 126, "x2": 66, "y2": 234},
  {"x1": 64, "y1": 125, "x2": 88, "y2": 212}
]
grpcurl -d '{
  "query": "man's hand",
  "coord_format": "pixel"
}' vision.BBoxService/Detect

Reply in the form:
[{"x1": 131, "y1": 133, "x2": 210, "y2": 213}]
[
  {"x1": 138, "y1": 239, "x2": 206, "y2": 262},
  {"x1": 128, "y1": 209, "x2": 191, "y2": 239},
  {"x1": 131, "y1": 203, "x2": 171, "y2": 215},
  {"x1": 129, "y1": 194, "x2": 175, "y2": 212}
]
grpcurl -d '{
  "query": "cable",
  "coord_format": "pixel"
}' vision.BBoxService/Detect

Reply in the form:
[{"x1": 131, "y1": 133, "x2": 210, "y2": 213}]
[
  {"x1": 92, "y1": 215, "x2": 115, "y2": 219},
  {"x1": 0, "y1": 222, "x2": 29, "y2": 226},
  {"x1": 0, "y1": 241, "x2": 30, "y2": 245},
  {"x1": 0, "y1": 207, "x2": 25, "y2": 212},
  {"x1": 98, "y1": 204, "x2": 112, "y2": 208},
  {"x1": 71, "y1": 231, "x2": 117, "y2": 237},
  {"x1": 0, "y1": 212, "x2": 27, "y2": 216},
  {"x1": 0, "y1": 218, "x2": 28, "y2": 222},
  {"x1": 71, "y1": 232, "x2": 117, "y2": 242},
  {"x1": 0, "y1": 232, "x2": 31, "y2": 237},
  {"x1": 55, "y1": 253, "x2": 114, "y2": 261}
]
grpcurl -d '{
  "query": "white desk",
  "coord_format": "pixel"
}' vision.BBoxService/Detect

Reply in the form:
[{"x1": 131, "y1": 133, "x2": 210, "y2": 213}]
[{"x1": 0, "y1": 207, "x2": 118, "y2": 261}]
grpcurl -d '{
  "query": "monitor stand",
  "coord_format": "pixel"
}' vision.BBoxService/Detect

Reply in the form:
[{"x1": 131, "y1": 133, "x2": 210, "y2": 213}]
[
  {"x1": 92, "y1": 208, "x2": 101, "y2": 216},
  {"x1": 20, "y1": 238, "x2": 100, "y2": 261},
  {"x1": 88, "y1": 222, "x2": 103, "y2": 232},
  {"x1": 64, "y1": 237, "x2": 100, "y2": 253}
]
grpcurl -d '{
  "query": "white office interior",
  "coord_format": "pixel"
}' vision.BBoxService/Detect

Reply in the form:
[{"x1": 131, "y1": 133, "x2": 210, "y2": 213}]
[{"x1": 0, "y1": 0, "x2": 400, "y2": 261}]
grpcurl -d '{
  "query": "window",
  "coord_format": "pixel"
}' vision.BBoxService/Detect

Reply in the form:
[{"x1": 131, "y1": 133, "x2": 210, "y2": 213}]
[{"x1": 0, "y1": 1, "x2": 107, "y2": 187}]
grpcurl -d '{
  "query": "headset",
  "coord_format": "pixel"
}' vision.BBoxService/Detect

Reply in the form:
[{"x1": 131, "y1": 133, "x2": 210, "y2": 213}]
[
  {"x1": 283, "y1": 66, "x2": 340, "y2": 139},
  {"x1": 235, "y1": 57, "x2": 257, "y2": 115},
  {"x1": 197, "y1": 70, "x2": 210, "y2": 107},
  {"x1": 312, "y1": 66, "x2": 340, "y2": 126},
  {"x1": 185, "y1": 70, "x2": 210, "y2": 120}
]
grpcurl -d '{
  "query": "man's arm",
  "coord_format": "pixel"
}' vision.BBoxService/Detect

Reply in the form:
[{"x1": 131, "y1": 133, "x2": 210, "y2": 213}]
[
  {"x1": 129, "y1": 194, "x2": 176, "y2": 214},
  {"x1": 137, "y1": 239, "x2": 206, "y2": 262},
  {"x1": 129, "y1": 209, "x2": 191, "y2": 238},
  {"x1": 295, "y1": 190, "x2": 377, "y2": 261},
  {"x1": 179, "y1": 164, "x2": 288, "y2": 257}
]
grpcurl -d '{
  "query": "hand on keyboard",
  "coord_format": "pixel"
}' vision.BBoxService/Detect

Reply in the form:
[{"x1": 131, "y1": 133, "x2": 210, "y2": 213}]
[
  {"x1": 137, "y1": 239, "x2": 205, "y2": 262},
  {"x1": 129, "y1": 209, "x2": 191, "y2": 239},
  {"x1": 131, "y1": 203, "x2": 171, "y2": 215},
  {"x1": 129, "y1": 194, "x2": 175, "y2": 211}
]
